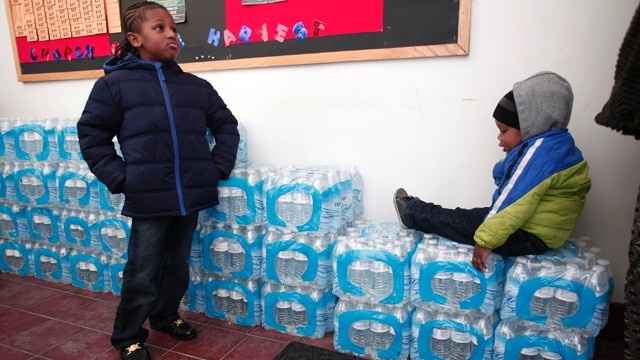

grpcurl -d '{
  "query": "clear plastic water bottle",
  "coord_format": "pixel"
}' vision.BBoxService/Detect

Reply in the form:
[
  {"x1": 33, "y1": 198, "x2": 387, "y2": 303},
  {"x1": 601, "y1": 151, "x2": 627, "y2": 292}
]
[
  {"x1": 276, "y1": 250, "x2": 294, "y2": 281},
  {"x1": 276, "y1": 192, "x2": 293, "y2": 225},
  {"x1": 31, "y1": 212, "x2": 51, "y2": 241},
  {"x1": 77, "y1": 260, "x2": 89, "y2": 283},
  {"x1": 550, "y1": 288, "x2": 579, "y2": 322},
  {"x1": 431, "y1": 271, "x2": 453, "y2": 298},
  {"x1": 88, "y1": 262, "x2": 99, "y2": 285},
  {"x1": 193, "y1": 271, "x2": 205, "y2": 312},
  {"x1": 350, "y1": 320, "x2": 371, "y2": 347},
  {"x1": 217, "y1": 186, "x2": 231, "y2": 216},
  {"x1": 228, "y1": 241, "x2": 245, "y2": 271},
  {"x1": 292, "y1": 191, "x2": 312, "y2": 226},
  {"x1": 230, "y1": 290, "x2": 247, "y2": 316},
  {"x1": 0, "y1": 212, "x2": 15, "y2": 234},
  {"x1": 530, "y1": 287, "x2": 554, "y2": 316},
  {"x1": 349, "y1": 259, "x2": 370, "y2": 289},
  {"x1": 586, "y1": 264, "x2": 610, "y2": 335},
  {"x1": 370, "y1": 322, "x2": 392, "y2": 350},
  {"x1": 430, "y1": 327, "x2": 451, "y2": 357},
  {"x1": 451, "y1": 272, "x2": 474, "y2": 303},
  {"x1": 275, "y1": 300, "x2": 292, "y2": 326},
  {"x1": 502, "y1": 257, "x2": 529, "y2": 319},
  {"x1": 19, "y1": 130, "x2": 44, "y2": 158},
  {"x1": 370, "y1": 261, "x2": 392, "y2": 299},
  {"x1": 212, "y1": 238, "x2": 230, "y2": 270},
  {"x1": 449, "y1": 329, "x2": 472, "y2": 360},
  {"x1": 60, "y1": 246, "x2": 71, "y2": 283},
  {"x1": 582, "y1": 251, "x2": 597, "y2": 268},
  {"x1": 231, "y1": 187, "x2": 247, "y2": 217},
  {"x1": 214, "y1": 288, "x2": 231, "y2": 314},
  {"x1": 597, "y1": 258, "x2": 614, "y2": 326},
  {"x1": 291, "y1": 301, "x2": 308, "y2": 326},
  {"x1": 292, "y1": 251, "x2": 308, "y2": 280},
  {"x1": 41, "y1": 254, "x2": 54, "y2": 274},
  {"x1": 2, "y1": 162, "x2": 17, "y2": 201},
  {"x1": 180, "y1": 289, "x2": 191, "y2": 311},
  {"x1": 63, "y1": 130, "x2": 80, "y2": 156}
]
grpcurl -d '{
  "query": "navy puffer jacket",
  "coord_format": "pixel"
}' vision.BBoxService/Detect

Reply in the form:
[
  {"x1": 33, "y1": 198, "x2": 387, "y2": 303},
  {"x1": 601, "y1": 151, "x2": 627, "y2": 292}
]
[{"x1": 77, "y1": 56, "x2": 239, "y2": 218}]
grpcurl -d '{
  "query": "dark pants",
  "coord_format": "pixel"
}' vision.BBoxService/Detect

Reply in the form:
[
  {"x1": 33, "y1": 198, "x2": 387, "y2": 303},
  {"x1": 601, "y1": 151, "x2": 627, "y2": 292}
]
[
  {"x1": 403, "y1": 200, "x2": 550, "y2": 257},
  {"x1": 111, "y1": 213, "x2": 199, "y2": 349}
]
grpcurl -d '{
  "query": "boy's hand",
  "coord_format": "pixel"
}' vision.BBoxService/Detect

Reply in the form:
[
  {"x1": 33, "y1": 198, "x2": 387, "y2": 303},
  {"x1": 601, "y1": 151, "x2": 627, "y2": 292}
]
[{"x1": 472, "y1": 244, "x2": 491, "y2": 272}]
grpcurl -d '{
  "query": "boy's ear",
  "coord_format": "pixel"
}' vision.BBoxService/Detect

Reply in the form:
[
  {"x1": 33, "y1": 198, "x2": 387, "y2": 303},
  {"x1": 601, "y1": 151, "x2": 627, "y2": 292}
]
[{"x1": 127, "y1": 32, "x2": 142, "y2": 48}]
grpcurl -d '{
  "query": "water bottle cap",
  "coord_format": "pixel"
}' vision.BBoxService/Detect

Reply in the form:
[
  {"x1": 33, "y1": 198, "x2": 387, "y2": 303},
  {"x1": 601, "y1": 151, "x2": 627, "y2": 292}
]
[
  {"x1": 591, "y1": 264, "x2": 605, "y2": 272},
  {"x1": 352, "y1": 260, "x2": 369, "y2": 270},
  {"x1": 230, "y1": 291, "x2": 244, "y2": 300},
  {"x1": 278, "y1": 250, "x2": 294, "y2": 259},
  {"x1": 352, "y1": 321, "x2": 370, "y2": 330},
  {"x1": 228, "y1": 242, "x2": 244, "y2": 253},
  {"x1": 452, "y1": 272, "x2": 473, "y2": 281},
  {"x1": 520, "y1": 348, "x2": 540, "y2": 355},
  {"x1": 566, "y1": 263, "x2": 579, "y2": 270},
  {"x1": 276, "y1": 300, "x2": 292, "y2": 309},
  {"x1": 293, "y1": 252, "x2": 307, "y2": 261},
  {"x1": 589, "y1": 247, "x2": 602, "y2": 255},
  {"x1": 369, "y1": 261, "x2": 390, "y2": 272},
  {"x1": 213, "y1": 241, "x2": 228, "y2": 251},
  {"x1": 432, "y1": 327, "x2": 451, "y2": 339},
  {"x1": 450, "y1": 330, "x2": 471, "y2": 342},
  {"x1": 216, "y1": 288, "x2": 230, "y2": 296},
  {"x1": 291, "y1": 302, "x2": 306, "y2": 311},
  {"x1": 596, "y1": 259, "x2": 610, "y2": 267},
  {"x1": 534, "y1": 287, "x2": 554, "y2": 298},
  {"x1": 434, "y1": 271, "x2": 452, "y2": 279},
  {"x1": 554, "y1": 288, "x2": 578, "y2": 302},
  {"x1": 370, "y1": 322, "x2": 389, "y2": 332}
]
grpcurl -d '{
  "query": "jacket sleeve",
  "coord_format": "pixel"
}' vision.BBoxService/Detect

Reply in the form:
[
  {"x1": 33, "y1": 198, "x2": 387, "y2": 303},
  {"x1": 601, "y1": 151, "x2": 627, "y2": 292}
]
[
  {"x1": 474, "y1": 179, "x2": 549, "y2": 249},
  {"x1": 206, "y1": 85, "x2": 239, "y2": 180},
  {"x1": 77, "y1": 78, "x2": 127, "y2": 194}
]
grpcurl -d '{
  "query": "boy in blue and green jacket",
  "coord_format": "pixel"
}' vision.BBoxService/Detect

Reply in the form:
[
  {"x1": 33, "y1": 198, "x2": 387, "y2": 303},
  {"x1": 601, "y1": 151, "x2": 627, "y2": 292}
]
[{"x1": 394, "y1": 71, "x2": 592, "y2": 271}]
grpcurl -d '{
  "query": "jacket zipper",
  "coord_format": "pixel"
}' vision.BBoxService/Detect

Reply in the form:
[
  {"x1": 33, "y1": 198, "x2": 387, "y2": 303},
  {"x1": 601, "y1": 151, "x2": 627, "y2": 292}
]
[{"x1": 157, "y1": 66, "x2": 187, "y2": 216}]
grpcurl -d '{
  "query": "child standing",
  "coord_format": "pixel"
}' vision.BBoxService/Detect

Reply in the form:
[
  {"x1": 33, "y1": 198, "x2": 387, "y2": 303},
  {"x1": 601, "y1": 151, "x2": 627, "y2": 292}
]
[
  {"x1": 77, "y1": 2, "x2": 239, "y2": 360},
  {"x1": 394, "y1": 71, "x2": 591, "y2": 272}
]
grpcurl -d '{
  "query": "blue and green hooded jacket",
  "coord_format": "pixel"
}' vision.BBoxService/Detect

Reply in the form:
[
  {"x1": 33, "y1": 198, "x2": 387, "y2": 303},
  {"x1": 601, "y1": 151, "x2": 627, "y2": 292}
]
[{"x1": 474, "y1": 72, "x2": 592, "y2": 250}]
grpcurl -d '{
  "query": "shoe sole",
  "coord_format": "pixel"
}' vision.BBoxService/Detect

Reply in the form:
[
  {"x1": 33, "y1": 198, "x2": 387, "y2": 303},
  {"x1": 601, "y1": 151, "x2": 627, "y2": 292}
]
[{"x1": 393, "y1": 188, "x2": 408, "y2": 229}]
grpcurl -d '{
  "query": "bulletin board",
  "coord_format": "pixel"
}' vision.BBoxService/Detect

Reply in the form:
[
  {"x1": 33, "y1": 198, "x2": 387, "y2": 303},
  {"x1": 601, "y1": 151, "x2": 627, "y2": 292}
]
[{"x1": 6, "y1": 0, "x2": 471, "y2": 82}]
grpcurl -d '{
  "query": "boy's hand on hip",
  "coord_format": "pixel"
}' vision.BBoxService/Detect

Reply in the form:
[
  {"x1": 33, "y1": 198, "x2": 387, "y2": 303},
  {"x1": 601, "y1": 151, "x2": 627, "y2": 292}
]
[{"x1": 472, "y1": 244, "x2": 491, "y2": 272}]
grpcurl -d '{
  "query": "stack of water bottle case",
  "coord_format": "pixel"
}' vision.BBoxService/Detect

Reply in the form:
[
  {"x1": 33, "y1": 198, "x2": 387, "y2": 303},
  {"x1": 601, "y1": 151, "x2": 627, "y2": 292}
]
[{"x1": 0, "y1": 118, "x2": 614, "y2": 360}]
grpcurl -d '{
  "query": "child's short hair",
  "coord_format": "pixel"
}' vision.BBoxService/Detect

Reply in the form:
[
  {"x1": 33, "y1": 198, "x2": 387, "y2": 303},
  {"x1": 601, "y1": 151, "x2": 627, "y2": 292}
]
[{"x1": 114, "y1": 1, "x2": 169, "y2": 59}]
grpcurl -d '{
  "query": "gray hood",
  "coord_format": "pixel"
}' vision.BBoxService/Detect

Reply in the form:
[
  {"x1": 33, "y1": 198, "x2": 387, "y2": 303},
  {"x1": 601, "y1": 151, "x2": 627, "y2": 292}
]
[{"x1": 513, "y1": 71, "x2": 574, "y2": 141}]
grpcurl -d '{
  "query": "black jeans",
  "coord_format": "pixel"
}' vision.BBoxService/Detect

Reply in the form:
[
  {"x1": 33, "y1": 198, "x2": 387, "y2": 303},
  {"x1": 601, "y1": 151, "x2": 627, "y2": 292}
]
[
  {"x1": 111, "y1": 213, "x2": 199, "y2": 349},
  {"x1": 403, "y1": 200, "x2": 550, "y2": 257}
]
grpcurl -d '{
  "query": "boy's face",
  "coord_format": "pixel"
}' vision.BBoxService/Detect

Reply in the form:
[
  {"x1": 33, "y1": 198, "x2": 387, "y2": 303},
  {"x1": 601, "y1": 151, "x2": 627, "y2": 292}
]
[
  {"x1": 495, "y1": 119, "x2": 522, "y2": 154},
  {"x1": 127, "y1": 8, "x2": 180, "y2": 62}
]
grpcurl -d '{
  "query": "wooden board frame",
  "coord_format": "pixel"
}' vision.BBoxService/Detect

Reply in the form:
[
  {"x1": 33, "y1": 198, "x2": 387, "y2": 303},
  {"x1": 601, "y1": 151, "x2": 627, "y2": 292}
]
[{"x1": 6, "y1": 0, "x2": 471, "y2": 82}]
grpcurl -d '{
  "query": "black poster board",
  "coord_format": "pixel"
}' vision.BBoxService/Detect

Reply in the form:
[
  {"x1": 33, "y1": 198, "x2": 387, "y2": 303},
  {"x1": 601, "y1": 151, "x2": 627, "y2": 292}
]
[{"x1": 7, "y1": 0, "x2": 471, "y2": 82}]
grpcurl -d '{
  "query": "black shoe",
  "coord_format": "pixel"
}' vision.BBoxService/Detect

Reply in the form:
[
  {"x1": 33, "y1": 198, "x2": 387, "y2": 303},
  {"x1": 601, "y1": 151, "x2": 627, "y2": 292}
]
[
  {"x1": 151, "y1": 318, "x2": 197, "y2": 340},
  {"x1": 120, "y1": 343, "x2": 151, "y2": 360},
  {"x1": 393, "y1": 188, "x2": 418, "y2": 229}
]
